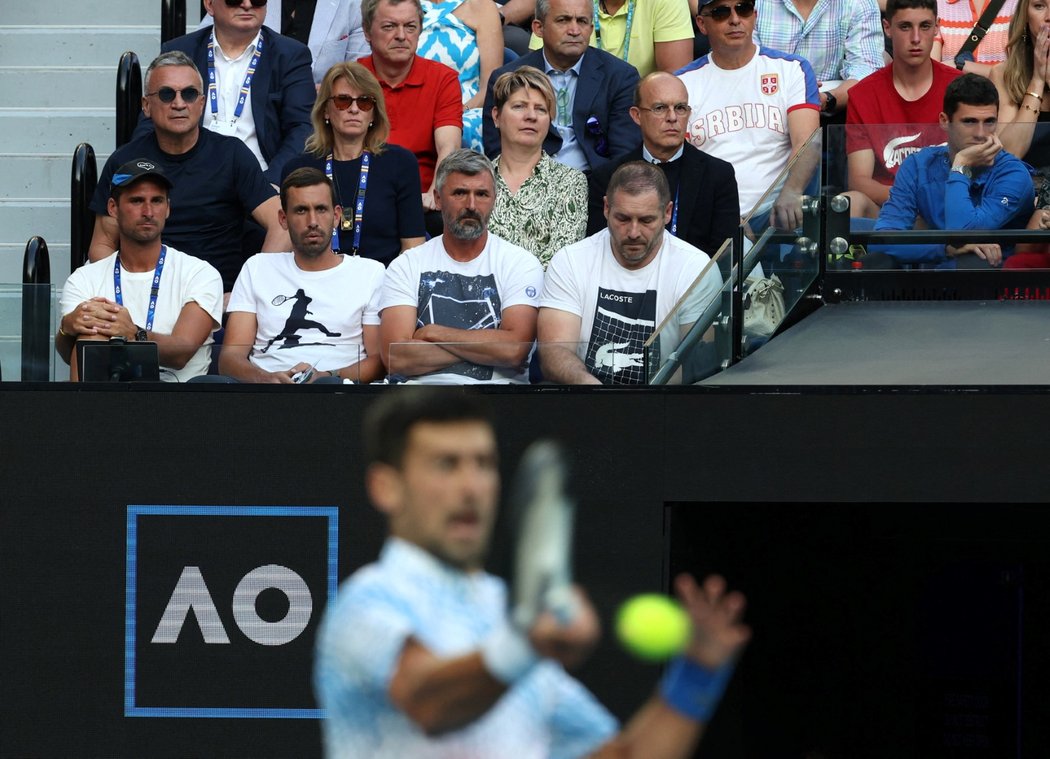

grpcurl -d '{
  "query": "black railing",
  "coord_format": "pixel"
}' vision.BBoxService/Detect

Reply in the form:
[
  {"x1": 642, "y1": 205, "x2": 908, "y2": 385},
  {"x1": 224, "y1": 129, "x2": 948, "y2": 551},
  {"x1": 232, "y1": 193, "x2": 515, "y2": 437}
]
[
  {"x1": 21, "y1": 237, "x2": 52, "y2": 382},
  {"x1": 161, "y1": 0, "x2": 187, "y2": 43},
  {"x1": 116, "y1": 51, "x2": 142, "y2": 149},
  {"x1": 71, "y1": 142, "x2": 97, "y2": 273}
]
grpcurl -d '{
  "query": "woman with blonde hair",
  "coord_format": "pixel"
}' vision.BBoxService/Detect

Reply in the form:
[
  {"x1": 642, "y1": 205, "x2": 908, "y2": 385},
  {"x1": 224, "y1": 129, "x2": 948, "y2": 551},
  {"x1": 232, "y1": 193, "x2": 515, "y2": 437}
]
[
  {"x1": 282, "y1": 62, "x2": 425, "y2": 266},
  {"x1": 991, "y1": 0, "x2": 1050, "y2": 163},
  {"x1": 487, "y1": 66, "x2": 587, "y2": 268}
]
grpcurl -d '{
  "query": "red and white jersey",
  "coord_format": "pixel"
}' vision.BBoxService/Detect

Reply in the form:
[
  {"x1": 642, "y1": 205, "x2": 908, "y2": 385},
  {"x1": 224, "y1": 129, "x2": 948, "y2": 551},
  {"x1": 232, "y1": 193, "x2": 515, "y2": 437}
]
[{"x1": 677, "y1": 47, "x2": 818, "y2": 216}]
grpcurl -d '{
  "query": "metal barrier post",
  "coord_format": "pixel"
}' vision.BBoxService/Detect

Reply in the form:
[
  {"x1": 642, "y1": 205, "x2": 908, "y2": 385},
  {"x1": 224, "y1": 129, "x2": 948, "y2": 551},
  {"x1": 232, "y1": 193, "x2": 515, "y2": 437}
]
[
  {"x1": 71, "y1": 143, "x2": 97, "y2": 273},
  {"x1": 161, "y1": 0, "x2": 187, "y2": 44},
  {"x1": 116, "y1": 51, "x2": 142, "y2": 149},
  {"x1": 21, "y1": 237, "x2": 52, "y2": 382}
]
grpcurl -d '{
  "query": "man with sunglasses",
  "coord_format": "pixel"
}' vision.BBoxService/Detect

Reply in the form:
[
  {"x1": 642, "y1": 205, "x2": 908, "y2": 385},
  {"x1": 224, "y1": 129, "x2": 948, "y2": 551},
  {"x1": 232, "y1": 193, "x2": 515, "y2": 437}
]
[
  {"x1": 586, "y1": 71, "x2": 739, "y2": 265},
  {"x1": 134, "y1": 0, "x2": 314, "y2": 187},
  {"x1": 677, "y1": 0, "x2": 821, "y2": 232},
  {"x1": 90, "y1": 51, "x2": 290, "y2": 294}
]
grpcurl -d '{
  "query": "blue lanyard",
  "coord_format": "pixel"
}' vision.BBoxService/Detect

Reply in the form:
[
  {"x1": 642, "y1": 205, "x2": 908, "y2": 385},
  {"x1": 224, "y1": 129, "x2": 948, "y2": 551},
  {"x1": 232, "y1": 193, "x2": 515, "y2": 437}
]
[
  {"x1": 593, "y1": 0, "x2": 635, "y2": 63},
  {"x1": 113, "y1": 245, "x2": 167, "y2": 332},
  {"x1": 325, "y1": 151, "x2": 371, "y2": 255},
  {"x1": 207, "y1": 33, "x2": 263, "y2": 123},
  {"x1": 670, "y1": 184, "x2": 680, "y2": 237}
]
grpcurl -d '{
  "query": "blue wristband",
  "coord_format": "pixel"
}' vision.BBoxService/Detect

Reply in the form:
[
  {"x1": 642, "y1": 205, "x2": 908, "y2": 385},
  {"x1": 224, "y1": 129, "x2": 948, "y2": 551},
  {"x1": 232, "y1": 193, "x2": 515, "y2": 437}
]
[{"x1": 659, "y1": 656, "x2": 735, "y2": 723}]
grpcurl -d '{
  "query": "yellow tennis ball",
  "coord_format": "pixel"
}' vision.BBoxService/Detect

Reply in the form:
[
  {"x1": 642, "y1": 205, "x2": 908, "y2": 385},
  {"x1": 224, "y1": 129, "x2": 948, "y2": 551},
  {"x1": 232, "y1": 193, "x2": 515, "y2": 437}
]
[{"x1": 615, "y1": 594, "x2": 692, "y2": 662}]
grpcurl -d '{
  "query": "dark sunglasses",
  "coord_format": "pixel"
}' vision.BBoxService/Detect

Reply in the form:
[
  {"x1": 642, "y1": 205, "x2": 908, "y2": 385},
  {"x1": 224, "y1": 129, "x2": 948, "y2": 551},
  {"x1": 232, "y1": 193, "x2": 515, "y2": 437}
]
[
  {"x1": 701, "y1": 1, "x2": 755, "y2": 21},
  {"x1": 146, "y1": 86, "x2": 201, "y2": 104},
  {"x1": 328, "y1": 94, "x2": 376, "y2": 112},
  {"x1": 224, "y1": 0, "x2": 268, "y2": 7}
]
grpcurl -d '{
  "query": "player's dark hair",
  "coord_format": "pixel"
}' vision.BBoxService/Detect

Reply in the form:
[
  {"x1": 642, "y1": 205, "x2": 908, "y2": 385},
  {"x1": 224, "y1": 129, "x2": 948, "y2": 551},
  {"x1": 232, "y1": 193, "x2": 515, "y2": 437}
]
[
  {"x1": 943, "y1": 72, "x2": 999, "y2": 118},
  {"x1": 280, "y1": 167, "x2": 337, "y2": 211},
  {"x1": 884, "y1": 0, "x2": 936, "y2": 21},
  {"x1": 607, "y1": 161, "x2": 671, "y2": 209},
  {"x1": 364, "y1": 389, "x2": 496, "y2": 467}
]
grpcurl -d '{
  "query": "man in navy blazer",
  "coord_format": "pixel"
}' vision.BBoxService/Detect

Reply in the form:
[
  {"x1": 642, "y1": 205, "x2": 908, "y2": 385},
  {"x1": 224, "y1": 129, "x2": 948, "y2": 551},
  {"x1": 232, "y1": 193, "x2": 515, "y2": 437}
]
[
  {"x1": 587, "y1": 72, "x2": 739, "y2": 261},
  {"x1": 136, "y1": 0, "x2": 314, "y2": 185},
  {"x1": 482, "y1": 0, "x2": 640, "y2": 173}
]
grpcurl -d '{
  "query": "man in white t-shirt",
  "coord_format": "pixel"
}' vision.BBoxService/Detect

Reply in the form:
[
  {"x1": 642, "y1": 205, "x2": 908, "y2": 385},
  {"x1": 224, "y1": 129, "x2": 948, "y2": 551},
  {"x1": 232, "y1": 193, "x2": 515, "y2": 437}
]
[
  {"x1": 379, "y1": 149, "x2": 544, "y2": 384},
  {"x1": 57, "y1": 160, "x2": 223, "y2": 382},
  {"x1": 676, "y1": 0, "x2": 820, "y2": 230},
  {"x1": 539, "y1": 161, "x2": 722, "y2": 385},
  {"x1": 221, "y1": 167, "x2": 387, "y2": 383}
]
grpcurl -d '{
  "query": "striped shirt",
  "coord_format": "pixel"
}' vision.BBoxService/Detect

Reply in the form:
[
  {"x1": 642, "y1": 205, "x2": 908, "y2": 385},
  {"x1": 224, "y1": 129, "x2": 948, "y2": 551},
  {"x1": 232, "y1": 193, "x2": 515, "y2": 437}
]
[
  {"x1": 752, "y1": 0, "x2": 883, "y2": 84},
  {"x1": 314, "y1": 538, "x2": 618, "y2": 759},
  {"x1": 934, "y1": 0, "x2": 1018, "y2": 65}
]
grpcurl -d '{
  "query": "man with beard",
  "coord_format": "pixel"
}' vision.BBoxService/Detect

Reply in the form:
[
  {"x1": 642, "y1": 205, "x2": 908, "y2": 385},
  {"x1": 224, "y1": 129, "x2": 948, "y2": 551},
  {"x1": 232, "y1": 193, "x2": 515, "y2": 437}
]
[
  {"x1": 57, "y1": 160, "x2": 223, "y2": 382},
  {"x1": 379, "y1": 149, "x2": 544, "y2": 384},
  {"x1": 219, "y1": 167, "x2": 387, "y2": 383},
  {"x1": 539, "y1": 161, "x2": 722, "y2": 385}
]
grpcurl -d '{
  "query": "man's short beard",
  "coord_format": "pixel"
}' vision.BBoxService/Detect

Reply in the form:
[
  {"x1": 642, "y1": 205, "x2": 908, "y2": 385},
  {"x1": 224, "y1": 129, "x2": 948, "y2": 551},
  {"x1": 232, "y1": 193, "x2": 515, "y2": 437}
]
[{"x1": 445, "y1": 211, "x2": 487, "y2": 241}]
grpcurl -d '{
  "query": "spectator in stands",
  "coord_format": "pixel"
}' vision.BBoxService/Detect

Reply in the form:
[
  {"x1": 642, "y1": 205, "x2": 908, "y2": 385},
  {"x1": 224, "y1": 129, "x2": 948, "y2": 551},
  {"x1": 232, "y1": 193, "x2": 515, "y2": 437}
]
[
  {"x1": 283, "y1": 62, "x2": 425, "y2": 266},
  {"x1": 990, "y1": 0, "x2": 1050, "y2": 171},
  {"x1": 933, "y1": 0, "x2": 1017, "y2": 78},
  {"x1": 528, "y1": 0, "x2": 695, "y2": 76},
  {"x1": 90, "y1": 52, "x2": 289, "y2": 294},
  {"x1": 417, "y1": 0, "x2": 504, "y2": 152},
  {"x1": 539, "y1": 161, "x2": 722, "y2": 385},
  {"x1": 483, "y1": 0, "x2": 641, "y2": 173},
  {"x1": 846, "y1": 0, "x2": 961, "y2": 218},
  {"x1": 487, "y1": 67, "x2": 588, "y2": 268},
  {"x1": 137, "y1": 0, "x2": 316, "y2": 187},
  {"x1": 220, "y1": 167, "x2": 386, "y2": 383},
  {"x1": 309, "y1": 0, "x2": 371, "y2": 84},
  {"x1": 315, "y1": 387, "x2": 751, "y2": 758},
  {"x1": 873, "y1": 73, "x2": 1034, "y2": 269},
  {"x1": 379, "y1": 149, "x2": 543, "y2": 384},
  {"x1": 588, "y1": 71, "x2": 739, "y2": 264},
  {"x1": 359, "y1": 0, "x2": 463, "y2": 235},
  {"x1": 752, "y1": 0, "x2": 884, "y2": 122},
  {"x1": 678, "y1": 0, "x2": 820, "y2": 231},
  {"x1": 59, "y1": 161, "x2": 223, "y2": 382}
]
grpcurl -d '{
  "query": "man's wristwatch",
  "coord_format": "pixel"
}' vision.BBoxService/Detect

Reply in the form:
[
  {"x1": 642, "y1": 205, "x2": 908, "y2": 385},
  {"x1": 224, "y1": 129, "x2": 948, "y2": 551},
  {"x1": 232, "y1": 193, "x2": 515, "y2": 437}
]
[
  {"x1": 134, "y1": 326, "x2": 148, "y2": 341},
  {"x1": 822, "y1": 92, "x2": 837, "y2": 114},
  {"x1": 951, "y1": 165, "x2": 973, "y2": 179}
]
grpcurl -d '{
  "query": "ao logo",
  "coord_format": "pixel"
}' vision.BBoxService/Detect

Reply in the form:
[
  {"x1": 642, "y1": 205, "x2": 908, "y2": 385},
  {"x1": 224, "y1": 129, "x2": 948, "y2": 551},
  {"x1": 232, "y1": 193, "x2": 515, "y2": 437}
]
[{"x1": 152, "y1": 564, "x2": 312, "y2": 646}]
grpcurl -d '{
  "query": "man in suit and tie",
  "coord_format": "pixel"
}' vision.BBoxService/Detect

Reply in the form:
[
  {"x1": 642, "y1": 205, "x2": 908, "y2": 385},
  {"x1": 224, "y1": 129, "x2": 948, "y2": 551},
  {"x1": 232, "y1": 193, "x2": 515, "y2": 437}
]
[
  {"x1": 587, "y1": 71, "x2": 739, "y2": 261},
  {"x1": 137, "y1": 0, "x2": 315, "y2": 186},
  {"x1": 482, "y1": 0, "x2": 640, "y2": 173}
]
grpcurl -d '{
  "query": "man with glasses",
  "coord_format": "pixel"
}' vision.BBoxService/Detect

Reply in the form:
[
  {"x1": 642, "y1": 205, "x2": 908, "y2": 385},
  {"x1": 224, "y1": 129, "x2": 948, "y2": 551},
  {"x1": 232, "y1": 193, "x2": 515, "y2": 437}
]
[
  {"x1": 677, "y1": 0, "x2": 820, "y2": 232},
  {"x1": 358, "y1": 0, "x2": 462, "y2": 233},
  {"x1": 89, "y1": 51, "x2": 289, "y2": 294},
  {"x1": 586, "y1": 71, "x2": 739, "y2": 264},
  {"x1": 135, "y1": 0, "x2": 315, "y2": 186},
  {"x1": 481, "y1": 0, "x2": 641, "y2": 173}
]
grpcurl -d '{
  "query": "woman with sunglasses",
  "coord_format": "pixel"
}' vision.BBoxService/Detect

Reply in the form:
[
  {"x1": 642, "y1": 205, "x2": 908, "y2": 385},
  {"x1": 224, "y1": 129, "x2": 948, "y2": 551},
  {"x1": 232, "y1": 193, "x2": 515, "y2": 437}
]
[
  {"x1": 282, "y1": 62, "x2": 426, "y2": 266},
  {"x1": 487, "y1": 67, "x2": 587, "y2": 268}
]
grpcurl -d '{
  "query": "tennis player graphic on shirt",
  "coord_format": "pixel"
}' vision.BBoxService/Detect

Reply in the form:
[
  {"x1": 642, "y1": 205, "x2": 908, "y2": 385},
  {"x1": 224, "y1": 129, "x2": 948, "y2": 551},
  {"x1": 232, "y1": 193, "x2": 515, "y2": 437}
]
[{"x1": 262, "y1": 288, "x2": 342, "y2": 353}]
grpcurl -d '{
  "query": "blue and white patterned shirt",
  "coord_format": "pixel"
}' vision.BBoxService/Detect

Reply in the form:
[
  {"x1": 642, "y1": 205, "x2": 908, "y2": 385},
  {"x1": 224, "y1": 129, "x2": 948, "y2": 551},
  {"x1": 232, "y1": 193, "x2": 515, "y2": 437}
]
[
  {"x1": 315, "y1": 538, "x2": 618, "y2": 759},
  {"x1": 752, "y1": 0, "x2": 882, "y2": 84}
]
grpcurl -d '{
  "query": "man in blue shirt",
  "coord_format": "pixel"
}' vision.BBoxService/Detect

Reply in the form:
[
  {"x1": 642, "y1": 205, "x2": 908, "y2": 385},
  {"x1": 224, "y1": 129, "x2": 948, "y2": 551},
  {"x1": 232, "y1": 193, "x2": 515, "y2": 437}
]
[
  {"x1": 314, "y1": 389, "x2": 751, "y2": 758},
  {"x1": 873, "y1": 73, "x2": 1034, "y2": 269}
]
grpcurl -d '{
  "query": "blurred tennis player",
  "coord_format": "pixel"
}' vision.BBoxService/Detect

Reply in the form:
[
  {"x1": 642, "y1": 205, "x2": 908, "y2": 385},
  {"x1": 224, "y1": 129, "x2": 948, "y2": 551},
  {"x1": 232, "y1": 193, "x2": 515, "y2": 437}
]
[
  {"x1": 314, "y1": 388, "x2": 750, "y2": 758},
  {"x1": 219, "y1": 167, "x2": 386, "y2": 383}
]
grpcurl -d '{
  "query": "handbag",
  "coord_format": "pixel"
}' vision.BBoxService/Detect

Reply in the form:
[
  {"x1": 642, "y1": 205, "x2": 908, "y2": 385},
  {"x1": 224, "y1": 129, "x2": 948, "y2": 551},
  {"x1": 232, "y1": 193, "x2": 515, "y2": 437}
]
[
  {"x1": 953, "y1": 0, "x2": 1008, "y2": 69},
  {"x1": 743, "y1": 274, "x2": 785, "y2": 338}
]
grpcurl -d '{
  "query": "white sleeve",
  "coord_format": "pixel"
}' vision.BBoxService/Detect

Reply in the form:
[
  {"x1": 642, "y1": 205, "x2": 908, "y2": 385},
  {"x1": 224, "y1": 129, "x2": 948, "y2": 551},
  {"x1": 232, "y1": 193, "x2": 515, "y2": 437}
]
[
  {"x1": 540, "y1": 249, "x2": 584, "y2": 317},
  {"x1": 378, "y1": 251, "x2": 419, "y2": 312},
  {"x1": 59, "y1": 268, "x2": 93, "y2": 317},
  {"x1": 226, "y1": 257, "x2": 259, "y2": 314},
  {"x1": 183, "y1": 259, "x2": 224, "y2": 328},
  {"x1": 678, "y1": 256, "x2": 722, "y2": 325},
  {"x1": 362, "y1": 264, "x2": 385, "y2": 326},
  {"x1": 498, "y1": 247, "x2": 544, "y2": 310}
]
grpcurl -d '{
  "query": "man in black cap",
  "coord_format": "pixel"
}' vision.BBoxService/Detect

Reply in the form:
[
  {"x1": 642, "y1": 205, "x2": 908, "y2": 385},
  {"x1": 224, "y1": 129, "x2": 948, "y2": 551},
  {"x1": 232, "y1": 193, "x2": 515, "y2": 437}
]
[{"x1": 59, "y1": 160, "x2": 224, "y2": 382}]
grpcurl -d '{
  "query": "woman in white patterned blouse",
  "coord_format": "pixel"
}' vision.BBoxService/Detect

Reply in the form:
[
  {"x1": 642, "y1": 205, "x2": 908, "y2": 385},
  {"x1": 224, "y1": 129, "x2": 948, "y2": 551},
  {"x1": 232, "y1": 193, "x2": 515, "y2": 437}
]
[{"x1": 487, "y1": 66, "x2": 588, "y2": 268}]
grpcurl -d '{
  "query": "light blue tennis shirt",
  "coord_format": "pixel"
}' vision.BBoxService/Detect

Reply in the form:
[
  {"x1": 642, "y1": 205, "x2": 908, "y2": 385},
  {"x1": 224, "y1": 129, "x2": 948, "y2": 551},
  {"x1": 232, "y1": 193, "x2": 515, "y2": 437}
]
[{"x1": 314, "y1": 537, "x2": 618, "y2": 759}]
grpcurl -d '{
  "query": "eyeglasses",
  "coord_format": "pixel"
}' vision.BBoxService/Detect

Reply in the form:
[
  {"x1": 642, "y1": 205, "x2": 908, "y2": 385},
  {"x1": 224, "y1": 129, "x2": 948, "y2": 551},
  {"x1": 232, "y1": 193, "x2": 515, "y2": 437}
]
[
  {"x1": 223, "y1": 0, "x2": 267, "y2": 7},
  {"x1": 700, "y1": 1, "x2": 755, "y2": 21},
  {"x1": 146, "y1": 86, "x2": 201, "y2": 104},
  {"x1": 328, "y1": 94, "x2": 376, "y2": 111},
  {"x1": 639, "y1": 103, "x2": 692, "y2": 117}
]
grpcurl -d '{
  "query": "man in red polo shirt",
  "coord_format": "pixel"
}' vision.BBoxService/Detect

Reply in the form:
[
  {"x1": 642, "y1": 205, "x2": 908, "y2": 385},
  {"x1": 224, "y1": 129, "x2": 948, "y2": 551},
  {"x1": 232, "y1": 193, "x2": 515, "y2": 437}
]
[{"x1": 359, "y1": 0, "x2": 463, "y2": 234}]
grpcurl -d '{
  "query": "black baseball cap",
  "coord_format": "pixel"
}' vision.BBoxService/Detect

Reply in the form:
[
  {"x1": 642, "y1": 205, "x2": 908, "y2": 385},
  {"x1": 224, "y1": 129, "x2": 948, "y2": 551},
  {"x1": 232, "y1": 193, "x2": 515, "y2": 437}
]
[{"x1": 110, "y1": 159, "x2": 173, "y2": 198}]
